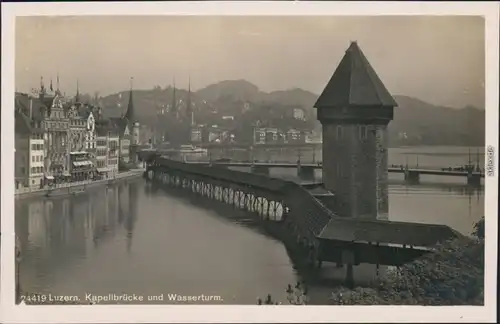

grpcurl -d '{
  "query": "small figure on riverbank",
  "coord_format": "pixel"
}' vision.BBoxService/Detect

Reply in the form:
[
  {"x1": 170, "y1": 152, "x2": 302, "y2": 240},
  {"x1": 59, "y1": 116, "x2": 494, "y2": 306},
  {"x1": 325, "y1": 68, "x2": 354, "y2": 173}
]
[
  {"x1": 264, "y1": 294, "x2": 273, "y2": 305},
  {"x1": 286, "y1": 284, "x2": 294, "y2": 304},
  {"x1": 257, "y1": 297, "x2": 262, "y2": 305}
]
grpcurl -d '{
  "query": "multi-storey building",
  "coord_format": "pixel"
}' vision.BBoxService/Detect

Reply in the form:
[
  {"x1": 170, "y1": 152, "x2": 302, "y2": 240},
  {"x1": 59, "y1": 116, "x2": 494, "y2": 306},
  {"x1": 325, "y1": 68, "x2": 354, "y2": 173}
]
[
  {"x1": 15, "y1": 93, "x2": 46, "y2": 189},
  {"x1": 253, "y1": 127, "x2": 267, "y2": 145},
  {"x1": 94, "y1": 119, "x2": 120, "y2": 178},
  {"x1": 286, "y1": 129, "x2": 305, "y2": 144},
  {"x1": 107, "y1": 132, "x2": 120, "y2": 176},
  {"x1": 39, "y1": 87, "x2": 71, "y2": 181},
  {"x1": 110, "y1": 118, "x2": 130, "y2": 164},
  {"x1": 66, "y1": 101, "x2": 98, "y2": 180},
  {"x1": 67, "y1": 103, "x2": 87, "y2": 152},
  {"x1": 190, "y1": 127, "x2": 202, "y2": 143},
  {"x1": 265, "y1": 128, "x2": 279, "y2": 144},
  {"x1": 95, "y1": 120, "x2": 110, "y2": 177}
]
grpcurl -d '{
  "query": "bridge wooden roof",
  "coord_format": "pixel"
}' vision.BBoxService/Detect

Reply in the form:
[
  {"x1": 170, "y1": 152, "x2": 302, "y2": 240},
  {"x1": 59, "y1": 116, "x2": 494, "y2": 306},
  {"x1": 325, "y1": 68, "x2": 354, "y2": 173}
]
[
  {"x1": 318, "y1": 217, "x2": 461, "y2": 247},
  {"x1": 157, "y1": 157, "x2": 293, "y2": 193},
  {"x1": 314, "y1": 41, "x2": 398, "y2": 109}
]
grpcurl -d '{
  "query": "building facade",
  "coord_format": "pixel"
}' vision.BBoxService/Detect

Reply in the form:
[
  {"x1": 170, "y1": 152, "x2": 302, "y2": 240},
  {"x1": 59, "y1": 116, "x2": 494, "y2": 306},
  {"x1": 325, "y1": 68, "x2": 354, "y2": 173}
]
[
  {"x1": 315, "y1": 42, "x2": 396, "y2": 220},
  {"x1": 66, "y1": 103, "x2": 87, "y2": 153},
  {"x1": 107, "y1": 133, "x2": 120, "y2": 175},
  {"x1": 95, "y1": 119, "x2": 120, "y2": 178},
  {"x1": 40, "y1": 90, "x2": 71, "y2": 181},
  {"x1": 15, "y1": 93, "x2": 46, "y2": 189}
]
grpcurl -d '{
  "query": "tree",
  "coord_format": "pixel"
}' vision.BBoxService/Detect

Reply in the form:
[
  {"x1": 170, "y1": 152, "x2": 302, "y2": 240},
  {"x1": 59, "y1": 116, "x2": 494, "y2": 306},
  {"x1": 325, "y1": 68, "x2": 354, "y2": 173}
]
[{"x1": 329, "y1": 219, "x2": 485, "y2": 305}]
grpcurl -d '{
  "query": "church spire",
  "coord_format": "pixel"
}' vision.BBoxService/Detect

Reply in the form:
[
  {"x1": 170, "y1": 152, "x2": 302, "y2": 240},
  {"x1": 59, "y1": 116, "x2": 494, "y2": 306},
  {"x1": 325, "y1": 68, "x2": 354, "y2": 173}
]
[
  {"x1": 75, "y1": 79, "x2": 80, "y2": 103},
  {"x1": 56, "y1": 73, "x2": 60, "y2": 93},
  {"x1": 124, "y1": 77, "x2": 135, "y2": 122},
  {"x1": 187, "y1": 75, "x2": 194, "y2": 125},
  {"x1": 40, "y1": 76, "x2": 45, "y2": 94}
]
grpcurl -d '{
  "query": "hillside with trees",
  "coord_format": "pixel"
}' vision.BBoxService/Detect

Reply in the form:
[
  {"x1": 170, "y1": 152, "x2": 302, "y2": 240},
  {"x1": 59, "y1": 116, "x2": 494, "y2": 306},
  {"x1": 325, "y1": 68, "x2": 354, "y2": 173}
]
[{"x1": 93, "y1": 80, "x2": 485, "y2": 147}]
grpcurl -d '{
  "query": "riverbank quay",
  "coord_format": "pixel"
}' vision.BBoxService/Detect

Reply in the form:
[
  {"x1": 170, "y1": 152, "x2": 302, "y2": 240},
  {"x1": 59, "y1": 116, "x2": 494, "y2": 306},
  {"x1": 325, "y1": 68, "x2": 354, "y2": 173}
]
[{"x1": 15, "y1": 169, "x2": 145, "y2": 200}]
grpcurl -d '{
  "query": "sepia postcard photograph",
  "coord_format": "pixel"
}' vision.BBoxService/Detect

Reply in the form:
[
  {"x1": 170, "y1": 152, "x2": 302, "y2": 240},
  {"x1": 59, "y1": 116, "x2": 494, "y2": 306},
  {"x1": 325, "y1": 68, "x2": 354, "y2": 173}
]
[{"x1": 1, "y1": 1, "x2": 498, "y2": 323}]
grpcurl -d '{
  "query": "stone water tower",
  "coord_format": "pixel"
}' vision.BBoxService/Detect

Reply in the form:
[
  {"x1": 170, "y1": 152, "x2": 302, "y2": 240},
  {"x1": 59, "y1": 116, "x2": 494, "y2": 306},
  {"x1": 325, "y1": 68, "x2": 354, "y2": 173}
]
[{"x1": 315, "y1": 41, "x2": 397, "y2": 220}]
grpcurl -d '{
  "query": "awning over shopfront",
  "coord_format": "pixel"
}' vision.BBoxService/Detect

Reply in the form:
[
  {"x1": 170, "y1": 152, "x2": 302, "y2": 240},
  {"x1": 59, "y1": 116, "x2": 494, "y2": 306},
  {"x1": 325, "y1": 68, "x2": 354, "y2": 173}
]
[
  {"x1": 72, "y1": 160, "x2": 93, "y2": 167},
  {"x1": 44, "y1": 175, "x2": 54, "y2": 180},
  {"x1": 97, "y1": 168, "x2": 110, "y2": 173}
]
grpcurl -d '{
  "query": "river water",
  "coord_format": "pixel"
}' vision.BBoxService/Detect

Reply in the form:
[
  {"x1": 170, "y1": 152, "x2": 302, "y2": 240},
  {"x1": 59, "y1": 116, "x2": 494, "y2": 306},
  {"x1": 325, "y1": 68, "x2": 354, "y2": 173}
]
[{"x1": 16, "y1": 146, "x2": 484, "y2": 305}]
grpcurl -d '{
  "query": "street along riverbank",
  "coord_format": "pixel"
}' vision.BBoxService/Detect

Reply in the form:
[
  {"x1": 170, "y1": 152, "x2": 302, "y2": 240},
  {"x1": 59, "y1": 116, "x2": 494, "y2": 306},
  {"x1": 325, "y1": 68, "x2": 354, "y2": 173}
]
[{"x1": 14, "y1": 169, "x2": 145, "y2": 200}]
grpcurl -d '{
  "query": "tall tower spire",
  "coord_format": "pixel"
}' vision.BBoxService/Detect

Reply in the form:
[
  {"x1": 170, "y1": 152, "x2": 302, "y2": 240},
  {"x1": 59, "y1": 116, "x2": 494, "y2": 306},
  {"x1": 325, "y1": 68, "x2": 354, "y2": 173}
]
[
  {"x1": 50, "y1": 77, "x2": 54, "y2": 92},
  {"x1": 40, "y1": 76, "x2": 45, "y2": 93},
  {"x1": 172, "y1": 76, "x2": 177, "y2": 120},
  {"x1": 187, "y1": 75, "x2": 192, "y2": 123},
  {"x1": 75, "y1": 79, "x2": 80, "y2": 102},
  {"x1": 124, "y1": 77, "x2": 135, "y2": 122},
  {"x1": 57, "y1": 73, "x2": 60, "y2": 93}
]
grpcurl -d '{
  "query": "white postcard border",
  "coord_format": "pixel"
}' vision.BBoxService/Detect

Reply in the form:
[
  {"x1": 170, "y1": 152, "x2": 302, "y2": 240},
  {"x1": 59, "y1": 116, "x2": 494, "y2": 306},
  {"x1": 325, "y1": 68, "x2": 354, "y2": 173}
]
[{"x1": 1, "y1": 1, "x2": 498, "y2": 323}]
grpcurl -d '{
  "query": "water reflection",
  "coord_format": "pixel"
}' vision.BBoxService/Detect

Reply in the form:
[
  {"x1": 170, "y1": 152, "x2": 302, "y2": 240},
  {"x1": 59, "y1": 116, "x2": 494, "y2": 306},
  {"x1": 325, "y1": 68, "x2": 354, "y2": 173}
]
[{"x1": 16, "y1": 181, "x2": 140, "y2": 295}]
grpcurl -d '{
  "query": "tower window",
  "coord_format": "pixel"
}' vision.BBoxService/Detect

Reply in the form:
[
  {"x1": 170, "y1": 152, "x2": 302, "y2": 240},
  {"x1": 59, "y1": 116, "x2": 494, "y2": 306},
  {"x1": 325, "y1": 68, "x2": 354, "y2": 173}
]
[
  {"x1": 336, "y1": 125, "x2": 343, "y2": 139},
  {"x1": 360, "y1": 126, "x2": 368, "y2": 140}
]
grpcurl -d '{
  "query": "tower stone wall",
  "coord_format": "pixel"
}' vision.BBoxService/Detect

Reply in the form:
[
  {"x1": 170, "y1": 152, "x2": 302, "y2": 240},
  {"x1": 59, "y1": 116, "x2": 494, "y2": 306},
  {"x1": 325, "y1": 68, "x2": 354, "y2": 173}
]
[{"x1": 323, "y1": 123, "x2": 386, "y2": 218}]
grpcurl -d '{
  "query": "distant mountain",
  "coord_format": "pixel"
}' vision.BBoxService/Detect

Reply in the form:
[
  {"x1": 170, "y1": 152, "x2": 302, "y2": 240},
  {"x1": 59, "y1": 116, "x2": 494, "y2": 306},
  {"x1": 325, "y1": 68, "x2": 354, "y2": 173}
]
[
  {"x1": 95, "y1": 79, "x2": 485, "y2": 147},
  {"x1": 195, "y1": 79, "x2": 261, "y2": 103}
]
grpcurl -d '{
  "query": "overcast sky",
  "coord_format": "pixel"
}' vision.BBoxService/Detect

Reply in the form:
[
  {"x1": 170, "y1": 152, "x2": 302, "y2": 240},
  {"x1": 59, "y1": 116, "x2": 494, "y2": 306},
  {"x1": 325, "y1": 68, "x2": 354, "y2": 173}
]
[{"x1": 16, "y1": 15, "x2": 484, "y2": 108}]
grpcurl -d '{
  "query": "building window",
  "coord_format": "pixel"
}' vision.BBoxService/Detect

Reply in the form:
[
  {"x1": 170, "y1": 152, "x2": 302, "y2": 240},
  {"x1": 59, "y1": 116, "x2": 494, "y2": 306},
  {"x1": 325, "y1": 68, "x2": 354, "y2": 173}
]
[
  {"x1": 32, "y1": 156, "x2": 35, "y2": 162},
  {"x1": 336, "y1": 125, "x2": 343, "y2": 139}
]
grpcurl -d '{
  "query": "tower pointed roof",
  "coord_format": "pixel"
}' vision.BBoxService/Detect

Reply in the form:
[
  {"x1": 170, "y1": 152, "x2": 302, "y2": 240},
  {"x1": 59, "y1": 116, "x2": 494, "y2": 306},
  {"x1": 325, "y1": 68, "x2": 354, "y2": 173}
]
[
  {"x1": 124, "y1": 77, "x2": 135, "y2": 122},
  {"x1": 314, "y1": 42, "x2": 397, "y2": 109}
]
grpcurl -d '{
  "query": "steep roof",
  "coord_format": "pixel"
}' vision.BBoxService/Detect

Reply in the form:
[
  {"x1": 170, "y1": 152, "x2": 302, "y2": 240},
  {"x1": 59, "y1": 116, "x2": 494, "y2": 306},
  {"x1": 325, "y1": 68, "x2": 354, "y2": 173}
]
[
  {"x1": 15, "y1": 110, "x2": 31, "y2": 135},
  {"x1": 318, "y1": 217, "x2": 461, "y2": 247},
  {"x1": 109, "y1": 117, "x2": 129, "y2": 136},
  {"x1": 124, "y1": 89, "x2": 135, "y2": 123},
  {"x1": 15, "y1": 93, "x2": 46, "y2": 122},
  {"x1": 314, "y1": 42, "x2": 398, "y2": 108},
  {"x1": 95, "y1": 120, "x2": 112, "y2": 136}
]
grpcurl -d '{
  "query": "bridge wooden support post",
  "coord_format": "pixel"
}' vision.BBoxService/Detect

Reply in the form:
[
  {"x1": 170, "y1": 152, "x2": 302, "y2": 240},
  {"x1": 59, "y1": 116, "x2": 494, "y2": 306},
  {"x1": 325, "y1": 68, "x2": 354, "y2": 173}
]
[
  {"x1": 297, "y1": 165, "x2": 315, "y2": 181},
  {"x1": 404, "y1": 170, "x2": 420, "y2": 184},
  {"x1": 346, "y1": 264, "x2": 354, "y2": 289},
  {"x1": 467, "y1": 173, "x2": 481, "y2": 186}
]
